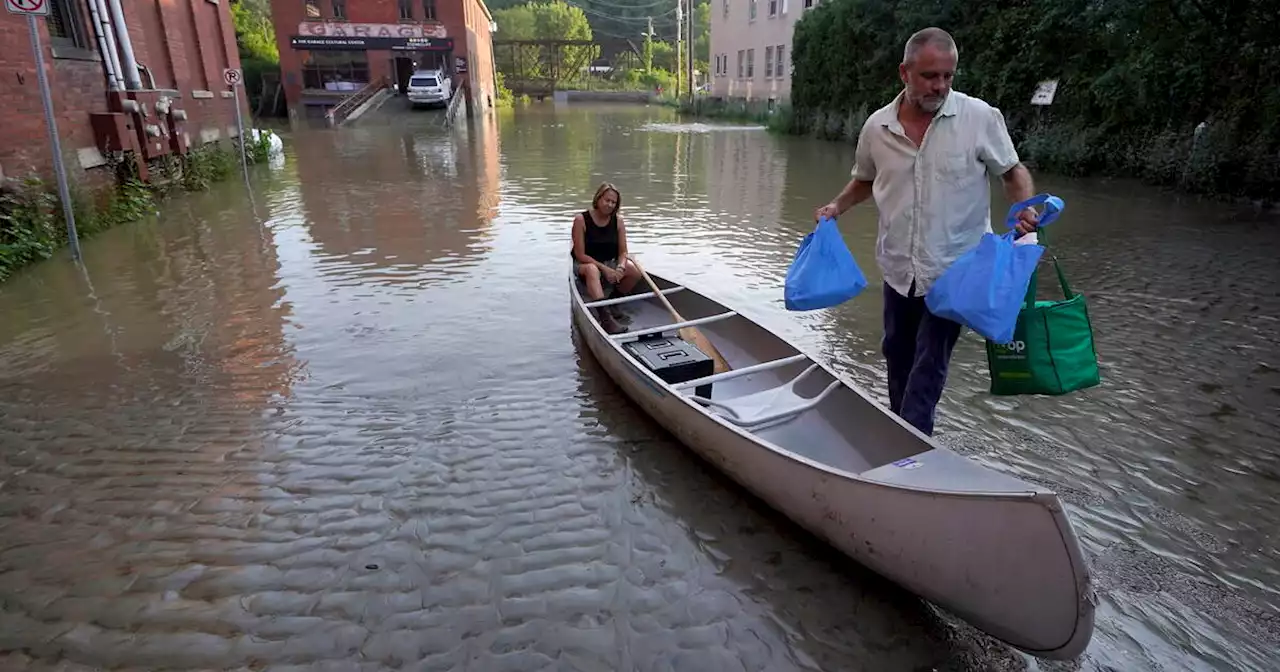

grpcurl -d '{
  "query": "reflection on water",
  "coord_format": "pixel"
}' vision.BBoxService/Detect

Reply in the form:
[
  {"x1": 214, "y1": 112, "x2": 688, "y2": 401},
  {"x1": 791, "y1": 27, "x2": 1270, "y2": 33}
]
[
  {"x1": 0, "y1": 102, "x2": 1276, "y2": 671},
  {"x1": 291, "y1": 116, "x2": 501, "y2": 284}
]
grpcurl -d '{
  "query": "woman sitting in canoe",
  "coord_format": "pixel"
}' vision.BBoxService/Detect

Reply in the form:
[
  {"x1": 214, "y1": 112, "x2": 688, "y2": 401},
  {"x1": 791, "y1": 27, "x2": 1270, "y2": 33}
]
[{"x1": 572, "y1": 182, "x2": 642, "y2": 334}]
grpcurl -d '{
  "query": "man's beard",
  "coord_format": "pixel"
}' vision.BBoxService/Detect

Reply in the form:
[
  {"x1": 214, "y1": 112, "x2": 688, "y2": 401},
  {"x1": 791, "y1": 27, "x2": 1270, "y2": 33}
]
[{"x1": 910, "y1": 90, "x2": 947, "y2": 113}]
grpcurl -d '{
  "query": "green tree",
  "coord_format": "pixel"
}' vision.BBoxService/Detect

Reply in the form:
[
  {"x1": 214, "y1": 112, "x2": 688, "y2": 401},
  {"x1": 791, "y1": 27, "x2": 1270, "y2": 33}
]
[
  {"x1": 492, "y1": 1, "x2": 598, "y2": 88},
  {"x1": 694, "y1": 0, "x2": 709, "y2": 75},
  {"x1": 231, "y1": 0, "x2": 277, "y2": 63},
  {"x1": 230, "y1": 0, "x2": 280, "y2": 115},
  {"x1": 788, "y1": 0, "x2": 1279, "y2": 200}
]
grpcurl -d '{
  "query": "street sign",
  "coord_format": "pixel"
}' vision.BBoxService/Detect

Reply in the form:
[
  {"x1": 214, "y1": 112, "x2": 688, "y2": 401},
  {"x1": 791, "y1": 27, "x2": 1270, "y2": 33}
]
[
  {"x1": 18, "y1": 12, "x2": 79, "y2": 260},
  {"x1": 225, "y1": 68, "x2": 249, "y2": 181},
  {"x1": 1031, "y1": 79, "x2": 1058, "y2": 106},
  {"x1": 288, "y1": 35, "x2": 454, "y2": 51},
  {"x1": 6, "y1": 0, "x2": 49, "y2": 16}
]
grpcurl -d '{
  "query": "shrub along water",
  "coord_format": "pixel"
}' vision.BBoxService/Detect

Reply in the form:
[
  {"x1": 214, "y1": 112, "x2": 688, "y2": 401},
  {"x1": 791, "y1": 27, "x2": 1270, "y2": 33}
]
[
  {"x1": 777, "y1": 0, "x2": 1277, "y2": 202},
  {"x1": 0, "y1": 134, "x2": 275, "y2": 282}
]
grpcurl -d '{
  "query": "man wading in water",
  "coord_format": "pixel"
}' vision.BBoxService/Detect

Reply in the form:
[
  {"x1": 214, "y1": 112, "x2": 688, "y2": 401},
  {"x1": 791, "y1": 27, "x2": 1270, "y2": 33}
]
[{"x1": 815, "y1": 27, "x2": 1041, "y2": 436}]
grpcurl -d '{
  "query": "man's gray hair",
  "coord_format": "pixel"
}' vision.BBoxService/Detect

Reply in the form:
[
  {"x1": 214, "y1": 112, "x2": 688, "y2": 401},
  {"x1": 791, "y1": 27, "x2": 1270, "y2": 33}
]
[{"x1": 903, "y1": 27, "x2": 958, "y2": 65}]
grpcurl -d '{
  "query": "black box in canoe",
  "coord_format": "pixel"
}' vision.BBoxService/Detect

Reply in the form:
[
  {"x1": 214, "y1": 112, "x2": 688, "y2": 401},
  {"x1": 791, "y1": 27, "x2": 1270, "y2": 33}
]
[{"x1": 622, "y1": 335, "x2": 713, "y2": 399}]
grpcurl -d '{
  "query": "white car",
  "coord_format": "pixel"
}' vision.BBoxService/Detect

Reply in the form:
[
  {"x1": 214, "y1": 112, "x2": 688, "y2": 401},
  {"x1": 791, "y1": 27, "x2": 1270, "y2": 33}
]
[{"x1": 407, "y1": 70, "x2": 452, "y2": 108}]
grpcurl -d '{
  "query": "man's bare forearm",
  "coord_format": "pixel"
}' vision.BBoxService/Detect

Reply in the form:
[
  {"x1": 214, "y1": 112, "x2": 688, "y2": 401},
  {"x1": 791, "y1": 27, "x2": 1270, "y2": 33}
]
[
  {"x1": 1001, "y1": 163, "x2": 1035, "y2": 205},
  {"x1": 834, "y1": 179, "x2": 874, "y2": 216}
]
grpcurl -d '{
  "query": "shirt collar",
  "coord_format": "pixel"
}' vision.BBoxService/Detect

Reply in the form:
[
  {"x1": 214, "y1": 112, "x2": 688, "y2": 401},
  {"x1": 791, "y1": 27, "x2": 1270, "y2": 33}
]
[{"x1": 938, "y1": 90, "x2": 959, "y2": 117}]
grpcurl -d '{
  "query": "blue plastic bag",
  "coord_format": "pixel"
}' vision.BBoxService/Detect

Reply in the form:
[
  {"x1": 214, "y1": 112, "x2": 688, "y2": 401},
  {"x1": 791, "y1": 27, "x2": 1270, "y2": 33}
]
[
  {"x1": 784, "y1": 216, "x2": 868, "y2": 311},
  {"x1": 924, "y1": 194, "x2": 1065, "y2": 343}
]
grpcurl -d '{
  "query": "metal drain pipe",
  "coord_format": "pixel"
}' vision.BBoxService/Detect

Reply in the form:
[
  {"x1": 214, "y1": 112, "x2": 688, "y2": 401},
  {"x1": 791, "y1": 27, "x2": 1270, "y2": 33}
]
[{"x1": 105, "y1": 0, "x2": 142, "y2": 89}]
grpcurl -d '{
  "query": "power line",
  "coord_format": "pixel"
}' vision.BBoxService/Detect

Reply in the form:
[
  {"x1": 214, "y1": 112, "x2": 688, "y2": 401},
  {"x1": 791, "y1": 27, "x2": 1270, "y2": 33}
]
[
  {"x1": 575, "y1": 0, "x2": 675, "y2": 10},
  {"x1": 567, "y1": 1, "x2": 680, "y2": 21}
]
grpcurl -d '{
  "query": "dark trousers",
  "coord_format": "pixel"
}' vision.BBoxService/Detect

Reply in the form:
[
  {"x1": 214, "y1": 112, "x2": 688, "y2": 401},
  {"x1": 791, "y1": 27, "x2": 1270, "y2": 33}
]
[{"x1": 882, "y1": 281, "x2": 963, "y2": 436}]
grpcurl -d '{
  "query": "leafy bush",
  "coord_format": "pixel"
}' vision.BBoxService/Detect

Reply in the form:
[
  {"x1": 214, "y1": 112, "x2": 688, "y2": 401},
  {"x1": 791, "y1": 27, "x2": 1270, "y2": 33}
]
[
  {"x1": 0, "y1": 138, "x2": 259, "y2": 282},
  {"x1": 182, "y1": 144, "x2": 237, "y2": 192},
  {"x1": 495, "y1": 71, "x2": 516, "y2": 108},
  {"x1": 789, "y1": 0, "x2": 1280, "y2": 200},
  {"x1": 0, "y1": 176, "x2": 59, "y2": 280}
]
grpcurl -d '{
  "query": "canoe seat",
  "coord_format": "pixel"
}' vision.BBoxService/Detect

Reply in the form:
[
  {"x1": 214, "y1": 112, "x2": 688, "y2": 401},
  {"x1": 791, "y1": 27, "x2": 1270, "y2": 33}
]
[{"x1": 689, "y1": 363, "x2": 842, "y2": 430}]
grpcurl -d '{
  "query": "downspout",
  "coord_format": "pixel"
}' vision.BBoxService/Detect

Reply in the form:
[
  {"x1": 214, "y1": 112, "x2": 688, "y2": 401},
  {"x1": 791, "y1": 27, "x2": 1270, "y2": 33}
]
[
  {"x1": 137, "y1": 63, "x2": 157, "y2": 89},
  {"x1": 88, "y1": 0, "x2": 123, "y2": 90},
  {"x1": 105, "y1": 0, "x2": 143, "y2": 89}
]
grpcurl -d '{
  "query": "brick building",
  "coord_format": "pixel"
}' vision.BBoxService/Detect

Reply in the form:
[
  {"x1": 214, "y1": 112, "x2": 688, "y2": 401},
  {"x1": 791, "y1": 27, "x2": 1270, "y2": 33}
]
[
  {"x1": 0, "y1": 0, "x2": 246, "y2": 191},
  {"x1": 271, "y1": 0, "x2": 496, "y2": 121}
]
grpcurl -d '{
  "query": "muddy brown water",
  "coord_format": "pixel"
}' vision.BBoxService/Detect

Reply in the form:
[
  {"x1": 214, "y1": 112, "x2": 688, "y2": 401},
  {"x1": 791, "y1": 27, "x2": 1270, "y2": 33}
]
[{"x1": 0, "y1": 102, "x2": 1277, "y2": 671}]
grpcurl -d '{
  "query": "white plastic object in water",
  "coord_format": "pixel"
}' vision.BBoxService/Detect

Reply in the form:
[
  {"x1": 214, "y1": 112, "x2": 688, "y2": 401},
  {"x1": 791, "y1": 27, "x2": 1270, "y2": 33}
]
[{"x1": 248, "y1": 128, "x2": 284, "y2": 158}]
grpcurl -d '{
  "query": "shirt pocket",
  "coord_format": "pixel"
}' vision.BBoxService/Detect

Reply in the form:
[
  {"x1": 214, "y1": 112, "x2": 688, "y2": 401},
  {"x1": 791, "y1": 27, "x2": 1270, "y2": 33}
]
[{"x1": 935, "y1": 150, "x2": 974, "y2": 185}]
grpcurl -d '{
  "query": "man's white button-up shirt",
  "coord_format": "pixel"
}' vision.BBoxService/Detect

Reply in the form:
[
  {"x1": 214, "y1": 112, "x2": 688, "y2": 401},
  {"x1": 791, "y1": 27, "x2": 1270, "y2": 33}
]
[{"x1": 851, "y1": 89, "x2": 1021, "y2": 298}]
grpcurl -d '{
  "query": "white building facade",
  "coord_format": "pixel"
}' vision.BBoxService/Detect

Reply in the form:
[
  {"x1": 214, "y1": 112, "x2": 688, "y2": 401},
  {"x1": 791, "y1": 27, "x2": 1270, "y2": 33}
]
[{"x1": 708, "y1": 0, "x2": 821, "y2": 101}]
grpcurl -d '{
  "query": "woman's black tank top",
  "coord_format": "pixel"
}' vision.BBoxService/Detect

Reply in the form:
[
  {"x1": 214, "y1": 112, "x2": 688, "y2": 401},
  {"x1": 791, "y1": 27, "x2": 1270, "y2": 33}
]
[{"x1": 573, "y1": 209, "x2": 619, "y2": 262}]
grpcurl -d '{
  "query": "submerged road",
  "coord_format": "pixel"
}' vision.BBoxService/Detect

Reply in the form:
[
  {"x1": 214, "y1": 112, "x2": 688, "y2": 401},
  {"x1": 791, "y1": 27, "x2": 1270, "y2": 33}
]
[{"x1": 0, "y1": 102, "x2": 1277, "y2": 671}]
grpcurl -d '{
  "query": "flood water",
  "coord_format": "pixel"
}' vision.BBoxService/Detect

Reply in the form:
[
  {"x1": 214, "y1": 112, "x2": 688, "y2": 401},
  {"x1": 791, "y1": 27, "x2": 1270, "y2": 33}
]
[{"x1": 0, "y1": 102, "x2": 1277, "y2": 671}]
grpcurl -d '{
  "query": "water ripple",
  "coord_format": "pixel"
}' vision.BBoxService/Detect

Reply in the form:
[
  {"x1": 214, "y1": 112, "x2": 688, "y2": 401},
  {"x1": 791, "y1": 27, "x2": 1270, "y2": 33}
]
[{"x1": 0, "y1": 102, "x2": 1275, "y2": 671}]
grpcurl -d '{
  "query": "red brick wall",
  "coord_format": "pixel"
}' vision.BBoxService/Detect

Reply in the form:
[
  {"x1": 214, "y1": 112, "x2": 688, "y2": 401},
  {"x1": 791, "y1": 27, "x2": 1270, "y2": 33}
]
[
  {"x1": 462, "y1": 0, "x2": 494, "y2": 116},
  {"x1": 272, "y1": 0, "x2": 495, "y2": 116},
  {"x1": 0, "y1": 0, "x2": 244, "y2": 195}
]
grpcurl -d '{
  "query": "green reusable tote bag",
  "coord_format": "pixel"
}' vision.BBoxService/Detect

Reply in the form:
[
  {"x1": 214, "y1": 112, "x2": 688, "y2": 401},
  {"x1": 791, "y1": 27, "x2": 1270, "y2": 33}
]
[{"x1": 984, "y1": 232, "x2": 1101, "y2": 396}]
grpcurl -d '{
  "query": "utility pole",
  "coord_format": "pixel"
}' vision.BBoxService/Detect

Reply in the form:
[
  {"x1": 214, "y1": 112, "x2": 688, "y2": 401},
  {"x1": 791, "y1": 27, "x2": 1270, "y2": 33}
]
[
  {"x1": 686, "y1": 0, "x2": 694, "y2": 99},
  {"x1": 675, "y1": 0, "x2": 682, "y2": 99},
  {"x1": 645, "y1": 16, "x2": 654, "y2": 72}
]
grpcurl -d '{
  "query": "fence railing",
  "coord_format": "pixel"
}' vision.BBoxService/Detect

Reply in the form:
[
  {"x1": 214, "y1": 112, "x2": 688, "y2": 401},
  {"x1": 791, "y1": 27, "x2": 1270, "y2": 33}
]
[
  {"x1": 325, "y1": 76, "x2": 388, "y2": 127},
  {"x1": 443, "y1": 85, "x2": 466, "y2": 127}
]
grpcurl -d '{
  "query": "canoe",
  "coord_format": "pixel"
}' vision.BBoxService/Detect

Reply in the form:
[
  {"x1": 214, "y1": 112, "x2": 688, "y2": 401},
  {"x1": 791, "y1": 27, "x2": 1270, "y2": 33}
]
[{"x1": 569, "y1": 268, "x2": 1096, "y2": 660}]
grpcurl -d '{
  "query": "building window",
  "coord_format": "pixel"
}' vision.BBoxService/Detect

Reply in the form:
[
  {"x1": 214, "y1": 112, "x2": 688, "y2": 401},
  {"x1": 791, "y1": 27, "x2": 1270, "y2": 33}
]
[
  {"x1": 803, "y1": 0, "x2": 813, "y2": 7},
  {"x1": 746, "y1": 48, "x2": 754, "y2": 78},
  {"x1": 749, "y1": 0, "x2": 756, "y2": 20},
  {"x1": 304, "y1": 0, "x2": 320, "y2": 19},
  {"x1": 768, "y1": 0, "x2": 777, "y2": 17},
  {"x1": 722, "y1": 0, "x2": 728, "y2": 18},
  {"x1": 423, "y1": 0, "x2": 437, "y2": 20},
  {"x1": 765, "y1": 46, "x2": 773, "y2": 78},
  {"x1": 776, "y1": 44, "x2": 785, "y2": 78},
  {"x1": 303, "y1": 51, "x2": 370, "y2": 90},
  {"x1": 47, "y1": 0, "x2": 89, "y2": 49},
  {"x1": 736, "y1": 50, "x2": 743, "y2": 78},
  {"x1": 398, "y1": 0, "x2": 413, "y2": 19},
  {"x1": 332, "y1": 0, "x2": 346, "y2": 19}
]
